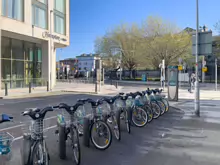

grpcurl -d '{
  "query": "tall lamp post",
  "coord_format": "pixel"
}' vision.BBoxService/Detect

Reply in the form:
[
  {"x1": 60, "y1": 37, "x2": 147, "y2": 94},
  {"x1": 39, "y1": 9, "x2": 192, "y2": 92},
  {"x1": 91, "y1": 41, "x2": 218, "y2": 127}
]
[{"x1": 195, "y1": 0, "x2": 200, "y2": 116}]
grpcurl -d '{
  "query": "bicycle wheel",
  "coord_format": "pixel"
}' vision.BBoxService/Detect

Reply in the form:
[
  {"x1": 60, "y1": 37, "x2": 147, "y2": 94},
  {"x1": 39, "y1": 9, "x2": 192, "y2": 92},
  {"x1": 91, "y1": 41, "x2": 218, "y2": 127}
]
[
  {"x1": 30, "y1": 141, "x2": 49, "y2": 165},
  {"x1": 151, "y1": 102, "x2": 161, "y2": 119},
  {"x1": 144, "y1": 104, "x2": 153, "y2": 123},
  {"x1": 162, "y1": 98, "x2": 169, "y2": 112},
  {"x1": 158, "y1": 100, "x2": 166, "y2": 115},
  {"x1": 112, "y1": 110, "x2": 121, "y2": 141},
  {"x1": 58, "y1": 125, "x2": 66, "y2": 159},
  {"x1": 125, "y1": 109, "x2": 131, "y2": 134},
  {"x1": 131, "y1": 107, "x2": 148, "y2": 127},
  {"x1": 70, "y1": 126, "x2": 81, "y2": 165},
  {"x1": 90, "y1": 120, "x2": 112, "y2": 150}
]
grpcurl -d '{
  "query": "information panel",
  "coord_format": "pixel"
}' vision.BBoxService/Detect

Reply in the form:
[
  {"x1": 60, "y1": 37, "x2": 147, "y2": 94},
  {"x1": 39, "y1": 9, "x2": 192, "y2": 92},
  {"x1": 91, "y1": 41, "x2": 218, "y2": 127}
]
[{"x1": 168, "y1": 66, "x2": 179, "y2": 101}]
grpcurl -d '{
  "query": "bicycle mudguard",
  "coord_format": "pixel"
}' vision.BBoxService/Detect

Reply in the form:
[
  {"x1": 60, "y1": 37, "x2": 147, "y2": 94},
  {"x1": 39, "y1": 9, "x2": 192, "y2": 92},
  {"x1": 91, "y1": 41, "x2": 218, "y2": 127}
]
[{"x1": 22, "y1": 135, "x2": 34, "y2": 165}]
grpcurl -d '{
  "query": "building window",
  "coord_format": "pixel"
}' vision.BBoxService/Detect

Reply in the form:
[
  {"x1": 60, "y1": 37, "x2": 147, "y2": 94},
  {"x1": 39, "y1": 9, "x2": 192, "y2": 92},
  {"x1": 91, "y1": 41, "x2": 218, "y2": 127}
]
[
  {"x1": 32, "y1": 0, "x2": 47, "y2": 29},
  {"x1": 1, "y1": 37, "x2": 43, "y2": 89},
  {"x1": 54, "y1": 0, "x2": 66, "y2": 35},
  {"x1": 1, "y1": 0, "x2": 24, "y2": 21}
]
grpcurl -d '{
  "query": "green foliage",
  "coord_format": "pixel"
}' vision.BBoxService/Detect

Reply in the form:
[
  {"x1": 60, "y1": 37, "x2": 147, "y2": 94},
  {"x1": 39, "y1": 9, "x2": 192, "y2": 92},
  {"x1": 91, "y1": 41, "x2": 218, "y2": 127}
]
[{"x1": 95, "y1": 16, "x2": 192, "y2": 70}]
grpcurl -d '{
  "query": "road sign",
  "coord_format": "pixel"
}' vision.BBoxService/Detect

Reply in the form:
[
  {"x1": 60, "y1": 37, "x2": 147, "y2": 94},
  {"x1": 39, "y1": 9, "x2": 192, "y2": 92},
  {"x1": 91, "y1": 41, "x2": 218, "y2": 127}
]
[
  {"x1": 202, "y1": 67, "x2": 207, "y2": 72},
  {"x1": 178, "y1": 65, "x2": 183, "y2": 71},
  {"x1": 192, "y1": 31, "x2": 212, "y2": 56}
]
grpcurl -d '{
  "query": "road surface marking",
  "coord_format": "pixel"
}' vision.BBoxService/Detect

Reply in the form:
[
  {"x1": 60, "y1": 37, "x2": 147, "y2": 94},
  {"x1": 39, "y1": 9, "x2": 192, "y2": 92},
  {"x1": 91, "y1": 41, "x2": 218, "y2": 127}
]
[
  {"x1": 0, "y1": 116, "x2": 57, "y2": 131},
  {"x1": 13, "y1": 125, "x2": 57, "y2": 141}
]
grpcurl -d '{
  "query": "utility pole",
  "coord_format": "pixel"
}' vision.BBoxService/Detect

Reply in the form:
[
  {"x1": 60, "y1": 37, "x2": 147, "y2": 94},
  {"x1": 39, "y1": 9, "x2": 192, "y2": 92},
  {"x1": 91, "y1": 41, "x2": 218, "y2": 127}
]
[
  {"x1": 195, "y1": 0, "x2": 200, "y2": 117},
  {"x1": 215, "y1": 58, "x2": 218, "y2": 91}
]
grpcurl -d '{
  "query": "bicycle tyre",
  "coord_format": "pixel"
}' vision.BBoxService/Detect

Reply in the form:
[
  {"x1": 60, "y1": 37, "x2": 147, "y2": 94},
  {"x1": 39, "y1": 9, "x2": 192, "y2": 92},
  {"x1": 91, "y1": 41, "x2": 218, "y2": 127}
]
[
  {"x1": 126, "y1": 108, "x2": 131, "y2": 134},
  {"x1": 113, "y1": 110, "x2": 121, "y2": 141},
  {"x1": 58, "y1": 125, "x2": 66, "y2": 159},
  {"x1": 162, "y1": 98, "x2": 169, "y2": 112},
  {"x1": 90, "y1": 120, "x2": 112, "y2": 150},
  {"x1": 144, "y1": 104, "x2": 153, "y2": 123},
  {"x1": 131, "y1": 107, "x2": 148, "y2": 127},
  {"x1": 70, "y1": 126, "x2": 81, "y2": 165},
  {"x1": 151, "y1": 102, "x2": 161, "y2": 119},
  {"x1": 30, "y1": 141, "x2": 49, "y2": 165},
  {"x1": 158, "y1": 100, "x2": 166, "y2": 115}
]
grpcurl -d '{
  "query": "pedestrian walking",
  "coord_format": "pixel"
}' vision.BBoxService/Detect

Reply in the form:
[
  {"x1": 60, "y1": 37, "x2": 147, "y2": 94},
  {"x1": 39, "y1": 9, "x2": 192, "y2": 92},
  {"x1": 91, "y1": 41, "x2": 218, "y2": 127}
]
[{"x1": 188, "y1": 73, "x2": 196, "y2": 93}]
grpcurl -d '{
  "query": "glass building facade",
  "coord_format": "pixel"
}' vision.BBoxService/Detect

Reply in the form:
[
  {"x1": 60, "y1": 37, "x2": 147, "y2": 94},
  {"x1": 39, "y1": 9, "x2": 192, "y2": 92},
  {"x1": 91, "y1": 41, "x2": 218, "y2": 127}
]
[{"x1": 1, "y1": 36, "x2": 43, "y2": 89}]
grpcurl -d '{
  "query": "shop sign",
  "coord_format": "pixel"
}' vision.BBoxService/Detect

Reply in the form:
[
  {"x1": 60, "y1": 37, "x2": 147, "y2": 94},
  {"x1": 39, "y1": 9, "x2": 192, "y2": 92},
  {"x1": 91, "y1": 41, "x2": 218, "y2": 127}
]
[{"x1": 42, "y1": 32, "x2": 67, "y2": 42}]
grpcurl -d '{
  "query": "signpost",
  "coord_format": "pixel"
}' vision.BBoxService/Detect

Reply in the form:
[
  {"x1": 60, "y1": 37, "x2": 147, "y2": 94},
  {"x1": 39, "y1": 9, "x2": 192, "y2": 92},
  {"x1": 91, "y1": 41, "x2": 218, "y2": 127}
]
[
  {"x1": 168, "y1": 66, "x2": 179, "y2": 101},
  {"x1": 192, "y1": 18, "x2": 213, "y2": 116}
]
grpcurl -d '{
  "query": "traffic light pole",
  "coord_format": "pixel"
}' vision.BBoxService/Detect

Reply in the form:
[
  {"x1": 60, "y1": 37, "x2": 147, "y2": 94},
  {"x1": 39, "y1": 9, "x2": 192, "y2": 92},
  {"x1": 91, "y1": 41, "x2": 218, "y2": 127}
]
[{"x1": 195, "y1": 0, "x2": 200, "y2": 117}]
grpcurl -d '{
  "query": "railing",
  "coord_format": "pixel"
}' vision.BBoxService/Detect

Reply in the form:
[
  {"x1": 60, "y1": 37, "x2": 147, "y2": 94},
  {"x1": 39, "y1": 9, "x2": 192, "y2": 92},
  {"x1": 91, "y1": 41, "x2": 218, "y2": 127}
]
[
  {"x1": 57, "y1": 78, "x2": 96, "y2": 84},
  {"x1": 1, "y1": 78, "x2": 48, "y2": 89}
]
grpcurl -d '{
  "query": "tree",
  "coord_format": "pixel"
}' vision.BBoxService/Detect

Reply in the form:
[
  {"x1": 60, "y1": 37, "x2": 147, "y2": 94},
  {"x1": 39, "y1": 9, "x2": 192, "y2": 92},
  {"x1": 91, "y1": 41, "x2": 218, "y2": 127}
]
[
  {"x1": 95, "y1": 24, "x2": 145, "y2": 78},
  {"x1": 137, "y1": 16, "x2": 192, "y2": 69}
]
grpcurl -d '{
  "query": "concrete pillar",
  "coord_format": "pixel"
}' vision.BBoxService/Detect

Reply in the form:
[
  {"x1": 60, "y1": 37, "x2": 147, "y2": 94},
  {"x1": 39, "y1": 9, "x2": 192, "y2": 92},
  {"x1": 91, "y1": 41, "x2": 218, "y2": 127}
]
[
  {"x1": 0, "y1": 29, "x2": 2, "y2": 90},
  {"x1": 51, "y1": 48, "x2": 56, "y2": 88},
  {"x1": 42, "y1": 41, "x2": 50, "y2": 88}
]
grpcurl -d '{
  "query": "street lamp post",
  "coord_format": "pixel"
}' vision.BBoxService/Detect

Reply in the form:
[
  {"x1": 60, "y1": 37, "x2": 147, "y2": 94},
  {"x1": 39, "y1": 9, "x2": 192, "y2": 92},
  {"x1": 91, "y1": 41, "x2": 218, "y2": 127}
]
[
  {"x1": 195, "y1": 0, "x2": 200, "y2": 116},
  {"x1": 119, "y1": 51, "x2": 122, "y2": 81}
]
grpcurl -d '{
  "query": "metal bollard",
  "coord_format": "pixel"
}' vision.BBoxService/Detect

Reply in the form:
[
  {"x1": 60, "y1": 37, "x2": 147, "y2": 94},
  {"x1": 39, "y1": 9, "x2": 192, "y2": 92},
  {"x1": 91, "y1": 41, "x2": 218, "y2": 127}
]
[
  {"x1": 111, "y1": 80, "x2": 113, "y2": 85},
  {"x1": 5, "y1": 83, "x2": 8, "y2": 96},
  {"x1": 29, "y1": 82, "x2": 31, "y2": 93},
  {"x1": 116, "y1": 81, "x2": 118, "y2": 89},
  {"x1": 47, "y1": 81, "x2": 49, "y2": 91},
  {"x1": 95, "y1": 81, "x2": 98, "y2": 93}
]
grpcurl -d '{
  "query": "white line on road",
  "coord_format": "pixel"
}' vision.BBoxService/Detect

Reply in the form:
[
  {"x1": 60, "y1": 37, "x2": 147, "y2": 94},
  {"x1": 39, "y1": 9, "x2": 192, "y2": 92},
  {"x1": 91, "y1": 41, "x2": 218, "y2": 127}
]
[
  {"x1": 0, "y1": 116, "x2": 57, "y2": 131},
  {"x1": 13, "y1": 125, "x2": 57, "y2": 141}
]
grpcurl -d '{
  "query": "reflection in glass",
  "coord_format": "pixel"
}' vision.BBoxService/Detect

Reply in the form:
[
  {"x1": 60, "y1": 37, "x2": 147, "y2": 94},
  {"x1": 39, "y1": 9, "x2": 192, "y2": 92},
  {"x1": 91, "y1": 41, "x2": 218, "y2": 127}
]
[
  {"x1": 12, "y1": 39, "x2": 24, "y2": 60},
  {"x1": 1, "y1": 59, "x2": 11, "y2": 80},
  {"x1": 1, "y1": 37, "x2": 11, "y2": 59}
]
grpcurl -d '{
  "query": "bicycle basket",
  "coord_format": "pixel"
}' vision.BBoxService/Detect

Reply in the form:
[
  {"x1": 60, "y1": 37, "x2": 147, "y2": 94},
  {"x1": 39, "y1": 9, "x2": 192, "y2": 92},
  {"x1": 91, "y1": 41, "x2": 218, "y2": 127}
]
[
  {"x1": 97, "y1": 102, "x2": 111, "y2": 115},
  {"x1": 114, "y1": 99, "x2": 126, "y2": 110},
  {"x1": 134, "y1": 96, "x2": 144, "y2": 106},
  {"x1": 21, "y1": 119, "x2": 49, "y2": 139},
  {"x1": 0, "y1": 132, "x2": 14, "y2": 155},
  {"x1": 126, "y1": 97, "x2": 134, "y2": 107}
]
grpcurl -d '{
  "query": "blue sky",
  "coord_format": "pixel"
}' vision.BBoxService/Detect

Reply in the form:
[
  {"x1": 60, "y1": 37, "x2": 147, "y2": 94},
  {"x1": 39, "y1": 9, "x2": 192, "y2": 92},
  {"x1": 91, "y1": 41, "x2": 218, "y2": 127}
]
[{"x1": 58, "y1": 0, "x2": 220, "y2": 60}]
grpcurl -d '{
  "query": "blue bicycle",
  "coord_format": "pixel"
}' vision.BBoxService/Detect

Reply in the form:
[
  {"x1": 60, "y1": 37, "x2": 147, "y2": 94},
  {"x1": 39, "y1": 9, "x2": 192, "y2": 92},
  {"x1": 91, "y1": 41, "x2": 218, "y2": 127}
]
[{"x1": 0, "y1": 114, "x2": 14, "y2": 163}]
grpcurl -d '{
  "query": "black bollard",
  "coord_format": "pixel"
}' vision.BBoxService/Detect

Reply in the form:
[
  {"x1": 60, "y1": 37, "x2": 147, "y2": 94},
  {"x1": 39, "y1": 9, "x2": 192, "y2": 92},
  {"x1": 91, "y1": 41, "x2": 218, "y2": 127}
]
[
  {"x1": 5, "y1": 83, "x2": 8, "y2": 96},
  {"x1": 47, "y1": 81, "x2": 49, "y2": 91},
  {"x1": 111, "y1": 80, "x2": 113, "y2": 85},
  {"x1": 29, "y1": 82, "x2": 31, "y2": 93},
  {"x1": 116, "y1": 81, "x2": 118, "y2": 89}
]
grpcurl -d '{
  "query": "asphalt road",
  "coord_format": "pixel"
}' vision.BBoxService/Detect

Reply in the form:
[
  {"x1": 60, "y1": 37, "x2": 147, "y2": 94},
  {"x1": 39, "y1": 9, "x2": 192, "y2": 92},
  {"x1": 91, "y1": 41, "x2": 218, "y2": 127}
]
[{"x1": 0, "y1": 93, "x2": 183, "y2": 165}]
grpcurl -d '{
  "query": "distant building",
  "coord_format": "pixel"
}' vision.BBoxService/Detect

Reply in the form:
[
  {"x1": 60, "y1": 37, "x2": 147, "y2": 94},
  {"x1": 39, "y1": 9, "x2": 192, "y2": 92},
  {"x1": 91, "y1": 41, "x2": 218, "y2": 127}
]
[
  {"x1": 59, "y1": 58, "x2": 78, "y2": 70},
  {"x1": 76, "y1": 54, "x2": 100, "y2": 72}
]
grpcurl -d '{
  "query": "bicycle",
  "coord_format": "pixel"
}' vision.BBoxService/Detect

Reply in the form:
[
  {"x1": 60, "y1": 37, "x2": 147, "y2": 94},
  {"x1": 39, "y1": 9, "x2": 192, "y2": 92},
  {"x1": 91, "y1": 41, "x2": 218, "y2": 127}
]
[
  {"x1": 153, "y1": 88, "x2": 169, "y2": 112},
  {"x1": 55, "y1": 102, "x2": 84, "y2": 165},
  {"x1": 81, "y1": 98, "x2": 112, "y2": 150},
  {"x1": 21, "y1": 106, "x2": 57, "y2": 165},
  {"x1": 142, "y1": 90, "x2": 161, "y2": 119},
  {"x1": 101, "y1": 95, "x2": 121, "y2": 141},
  {"x1": 0, "y1": 114, "x2": 14, "y2": 165},
  {"x1": 127, "y1": 92, "x2": 148, "y2": 127},
  {"x1": 147, "y1": 88, "x2": 166, "y2": 115},
  {"x1": 114, "y1": 93, "x2": 132, "y2": 134}
]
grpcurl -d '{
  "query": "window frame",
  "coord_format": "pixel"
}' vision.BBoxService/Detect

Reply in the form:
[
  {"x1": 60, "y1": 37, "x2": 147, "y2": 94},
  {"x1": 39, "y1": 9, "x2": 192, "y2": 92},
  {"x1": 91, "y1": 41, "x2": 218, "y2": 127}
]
[
  {"x1": 32, "y1": 0, "x2": 48, "y2": 29},
  {"x1": 1, "y1": 0, "x2": 24, "y2": 21},
  {"x1": 54, "y1": 0, "x2": 66, "y2": 35}
]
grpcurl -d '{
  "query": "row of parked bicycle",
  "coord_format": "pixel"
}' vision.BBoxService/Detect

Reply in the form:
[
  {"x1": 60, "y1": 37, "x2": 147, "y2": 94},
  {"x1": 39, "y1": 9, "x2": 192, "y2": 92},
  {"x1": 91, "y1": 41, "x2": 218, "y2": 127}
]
[{"x1": 0, "y1": 88, "x2": 169, "y2": 165}]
